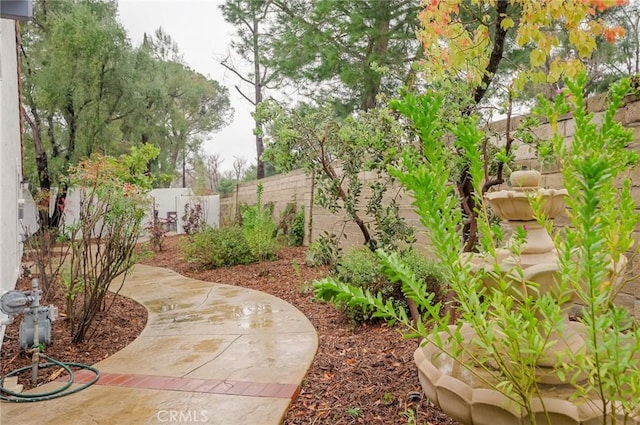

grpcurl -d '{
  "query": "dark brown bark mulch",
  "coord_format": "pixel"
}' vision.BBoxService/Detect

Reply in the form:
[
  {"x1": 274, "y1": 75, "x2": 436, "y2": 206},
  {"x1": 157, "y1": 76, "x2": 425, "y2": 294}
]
[
  {"x1": 138, "y1": 236, "x2": 458, "y2": 425},
  {"x1": 1, "y1": 235, "x2": 458, "y2": 424}
]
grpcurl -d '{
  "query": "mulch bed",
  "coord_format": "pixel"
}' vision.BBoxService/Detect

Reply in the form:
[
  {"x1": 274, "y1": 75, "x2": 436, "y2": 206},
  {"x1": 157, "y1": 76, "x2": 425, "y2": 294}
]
[
  {"x1": 0, "y1": 278, "x2": 146, "y2": 390},
  {"x1": 138, "y1": 236, "x2": 458, "y2": 425},
  {"x1": 1, "y1": 235, "x2": 457, "y2": 424}
]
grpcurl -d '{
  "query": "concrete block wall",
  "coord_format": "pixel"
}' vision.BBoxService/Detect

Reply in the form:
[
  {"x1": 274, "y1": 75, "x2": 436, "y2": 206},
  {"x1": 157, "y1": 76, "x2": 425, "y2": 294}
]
[
  {"x1": 524, "y1": 94, "x2": 640, "y2": 318},
  {"x1": 221, "y1": 94, "x2": 640, "y2": 316},
  {"x1": 219, "y1": 169, "x2": 314, "y2": 244}
]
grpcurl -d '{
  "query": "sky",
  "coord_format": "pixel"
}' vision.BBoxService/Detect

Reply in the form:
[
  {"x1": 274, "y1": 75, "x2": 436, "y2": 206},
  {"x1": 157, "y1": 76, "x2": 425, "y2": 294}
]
[{"x1": 117, "y1": 0, "x2": 256, "y2": 172}]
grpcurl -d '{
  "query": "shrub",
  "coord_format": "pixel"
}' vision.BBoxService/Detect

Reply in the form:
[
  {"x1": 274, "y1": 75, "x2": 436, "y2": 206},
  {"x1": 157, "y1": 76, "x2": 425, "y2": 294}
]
[
  {"x1": 335, "y1": 247, "x2": 383, "y2": 288},
  {"x1": 64, "y1": 144, "x2": 157, "y2": 343},
  {"x1": 277, "y1": 202, "x2": 296, "y2": 236},
  {"x1": 400, "y1": 248, "x2": 445, "y2": 301},
  {"x1": 305, "y1": 232, "x2": 341, "y2": 267},
  {"x1": 182, "y1": 226, "x2": 255, "y2": 268},
  {"x1": 182, "y1": 202, "x2": 205, "y2": 234},
  {"x1": 289, "y1": 206, "x2": 305, "y2": 246},
  {"x1": 333, "y1": 247, "x2": 386, "y2": 322},
  {"x1": 275, "y1": 202, "x2": 306, "y2": 247},
  {"x1": 327, "y1": 247, "x2": 445, "y2": 323},
  {"x1": 242, "y1": 184, "x2": 278, "y2": 260},
  {"x1": 145, "y1": 202, "x2": 167, "y2": 252},
  {"x1": 144, "y1": 217, "x2": 166, "y2": 252}
]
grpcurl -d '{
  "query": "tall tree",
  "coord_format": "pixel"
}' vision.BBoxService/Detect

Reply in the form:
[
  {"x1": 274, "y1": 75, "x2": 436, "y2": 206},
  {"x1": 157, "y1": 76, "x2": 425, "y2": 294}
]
[
  {"x1": 21, "y1": 0, "x2": 233, "y2": 223},
  {"x1": 149, "y1": 29, "x2": 232, "y2": 186},
  {"x1": 232, "y1": 155, "x2": 248, "y2": 181},
  {"x1": 22, "y1": 1, "x2": 128, "y2": 181},
  {"x1": 221, "y1": 0, "x2": 281, "y2": 179},
  {"x1": 204, "y1": 152, "x2": 223, "y2": 193},
  {"x1": 269, "y1": 0, "x2": 421, "y2": 112},
  {"x1": 21, "y1": 0, "x2": 135, "y2": 225}
]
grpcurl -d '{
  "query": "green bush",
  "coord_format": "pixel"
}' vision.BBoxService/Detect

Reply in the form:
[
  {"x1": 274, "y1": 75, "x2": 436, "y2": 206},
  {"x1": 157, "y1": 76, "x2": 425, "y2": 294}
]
[
  {"x1": 305, "y1": 232, "x2": 341, "y2": 267},
  {"x1": 275, "y1": 202, "x2": 305, "y2": 246},
  {"x1": 289, "y1": 206, "x2": 305, "y2": 246},
  {"x1": 327, "y1": 247, "x2": 445, "y2": 323},
  {"x1": 242, "y1": 184, "x2": 278, "y2": 261},
  {"x1": 333, "y1": 247, "x2": 386, "y2": 322},
  {"x1": 336, "y1": 247, "x2": 383, "y2": 288},
  {"x1": 400, "y1": 248, "x2": 446, "y2": 301},
  {"x1": 182, "y1": 226, "x2": 255, "y2": 268}
]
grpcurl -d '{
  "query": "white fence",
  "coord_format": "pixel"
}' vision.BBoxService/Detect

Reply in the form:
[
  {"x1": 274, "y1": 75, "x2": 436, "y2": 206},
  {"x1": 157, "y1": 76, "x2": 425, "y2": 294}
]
[{"x1": 61, "y1": 187, "x2": 220, "y2": 237}]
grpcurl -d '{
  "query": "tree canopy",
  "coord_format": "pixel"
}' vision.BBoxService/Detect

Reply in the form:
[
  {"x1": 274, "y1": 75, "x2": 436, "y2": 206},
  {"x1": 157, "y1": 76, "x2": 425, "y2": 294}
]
[
  {"x1": 20, "y1": 0, "x2": 232, "y2": 197},
  {"x1": 418, "y1": 0, "x2": 631, "y2": 106},
  {"x1": 267, "y1": 0, "x2": 421, "y2": 112}
]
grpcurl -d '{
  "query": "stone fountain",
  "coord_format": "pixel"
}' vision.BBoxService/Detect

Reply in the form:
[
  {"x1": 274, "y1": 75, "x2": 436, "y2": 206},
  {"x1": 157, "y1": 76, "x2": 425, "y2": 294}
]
[{"x1": 413, "y1": 169, "x2": 634, "y2": 425}]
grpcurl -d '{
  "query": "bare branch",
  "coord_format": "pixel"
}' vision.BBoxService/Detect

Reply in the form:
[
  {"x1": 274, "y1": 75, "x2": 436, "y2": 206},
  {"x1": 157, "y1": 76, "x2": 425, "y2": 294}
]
[
  {"x1": 220, "y1": 57, "x2": 255, "y2": 86},
  {"x1": 235, "y1": 85, "x2": 256, "y2": 105}
]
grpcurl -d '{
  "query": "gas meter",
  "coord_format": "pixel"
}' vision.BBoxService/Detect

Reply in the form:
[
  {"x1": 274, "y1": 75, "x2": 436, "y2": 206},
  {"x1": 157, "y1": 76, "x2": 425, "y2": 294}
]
[{"x1": 0, "y1": 279, "x2": 57, "y2": 348}]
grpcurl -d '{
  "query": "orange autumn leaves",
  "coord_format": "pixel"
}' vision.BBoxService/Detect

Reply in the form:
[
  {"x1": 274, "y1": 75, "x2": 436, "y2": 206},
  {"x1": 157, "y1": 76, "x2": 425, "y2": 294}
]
[
  {"x1": 418, "y1": 0, "x2": 629, "y2": 91},
  {"x1": 591, "y1": 0, "x2": 628, "y2": 13},
  {"x1": 603, "y1": 26, "x2": 626, "y2": 42}
]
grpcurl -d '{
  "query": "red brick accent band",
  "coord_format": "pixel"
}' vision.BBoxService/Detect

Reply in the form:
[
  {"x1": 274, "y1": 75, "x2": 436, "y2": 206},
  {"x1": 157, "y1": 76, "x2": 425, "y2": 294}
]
[{"x1": 61, "y1": 370, "x2": 300, "y2": 400}]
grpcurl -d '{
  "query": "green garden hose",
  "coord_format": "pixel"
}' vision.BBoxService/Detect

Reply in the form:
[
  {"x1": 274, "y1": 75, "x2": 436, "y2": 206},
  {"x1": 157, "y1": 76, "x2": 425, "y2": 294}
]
[{"x1": 0, "y1": 354, "x2": 100, "y2": 402}]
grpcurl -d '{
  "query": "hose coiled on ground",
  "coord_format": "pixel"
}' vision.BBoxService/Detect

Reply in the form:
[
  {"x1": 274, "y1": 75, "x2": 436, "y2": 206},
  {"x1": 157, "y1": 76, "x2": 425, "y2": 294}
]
[{"x1": 0, "y1": 353, "x2": 99, "y2": 402}]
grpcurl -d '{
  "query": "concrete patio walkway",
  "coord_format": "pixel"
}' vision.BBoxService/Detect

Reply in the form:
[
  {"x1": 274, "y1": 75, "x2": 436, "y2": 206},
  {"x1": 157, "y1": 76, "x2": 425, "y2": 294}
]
[{"x1": 1, "y1": 264, "x2": 318, "y2": 425}]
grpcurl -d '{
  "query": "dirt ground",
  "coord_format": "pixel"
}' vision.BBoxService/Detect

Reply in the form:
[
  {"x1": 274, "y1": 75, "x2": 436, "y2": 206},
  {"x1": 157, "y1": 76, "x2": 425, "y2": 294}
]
[{"x1": 1, "y1": 235, "x2": 457, "y2": 425}]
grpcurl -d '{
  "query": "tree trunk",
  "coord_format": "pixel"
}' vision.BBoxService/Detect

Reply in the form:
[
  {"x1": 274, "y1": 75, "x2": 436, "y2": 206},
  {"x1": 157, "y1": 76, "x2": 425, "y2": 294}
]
[
  {"x1": 459, "y1": 0, "x2": 509, "y2": 252},
  {"x1": 253, "y1": 11, "x2": 265, "y2": 179},
  {"x1": 22, "y1": 106, "x2": 51, "y2": 192},
  {"x1": 362, "y1": 2, "x2": 390, "y2": 111},
  {"x1": 320, "y1": 158, "x2": 374, "y2": 248},
  {"x1": 65, "y1": 100, "x2": 77, "y2": 163}
]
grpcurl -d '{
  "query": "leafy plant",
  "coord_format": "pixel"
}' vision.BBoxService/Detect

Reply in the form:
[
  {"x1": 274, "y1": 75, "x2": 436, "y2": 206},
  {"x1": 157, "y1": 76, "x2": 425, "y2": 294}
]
[
  {"x1": 538, "y1": 75, "x2": 640, "y2": 421},
  {"x1": 399, "y1": 408, "x2": 416, "y2": 425},
  {"x1": 312, "y1": 76, "x2": 640, "y2": 423},
  {"x1": 145, "y1": 203, "x2": 166, "y2": 252},
  {"x1": 276, "y1": 202, "x2": 297, "y2": 239},
  {"x1": 347, "y1": 407, "x2": 362, "y2": 418},
  {"x1": 305, "y1": 232, "x2": 341, "y2": 267},
  {"x1": 181, "y1": 201, "x2": 206, "y2": 235},
  {"x1": 317, "y1": 247, "x2": 445, "y2": 324},
  {"x1": 64, "y1": 145, "x2": 157, "y2": 343},
  {"x1": 182, "y1": 226, "x2": 255, "y2": 268},
  {"x1": 382, "y1": 391, "x2": 395, "y2": 406},
  {"x1": 276, "y1": 202, "x2": 305, "y2": 246},
  {"x1": 289, "y1": 206, "x2": 305, "y2": 247},
  {"x1": 259, "y1": 102, "x2": 415, "y2": 252},
  {"x1": 332, "y1": 247, "x2": 386, "y2": 322},
  {"x1": 291, "y1": 258, "x2": 314, "y2": 295},
  {"x1": 241, "y1": 184, "x2": 278, "y2": 261}
]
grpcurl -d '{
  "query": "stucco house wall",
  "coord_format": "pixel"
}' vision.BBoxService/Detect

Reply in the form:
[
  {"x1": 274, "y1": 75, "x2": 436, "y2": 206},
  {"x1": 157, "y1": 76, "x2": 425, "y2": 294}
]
[{"x1": 0, "y1": 18, "x2": 24, "y2": 340}]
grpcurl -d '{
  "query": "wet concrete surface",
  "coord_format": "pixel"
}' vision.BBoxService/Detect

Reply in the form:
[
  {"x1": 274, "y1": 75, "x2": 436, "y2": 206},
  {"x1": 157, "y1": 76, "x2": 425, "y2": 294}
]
[{"x1": 0, "y1": 264, "x2": 318, "y2": 425}]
